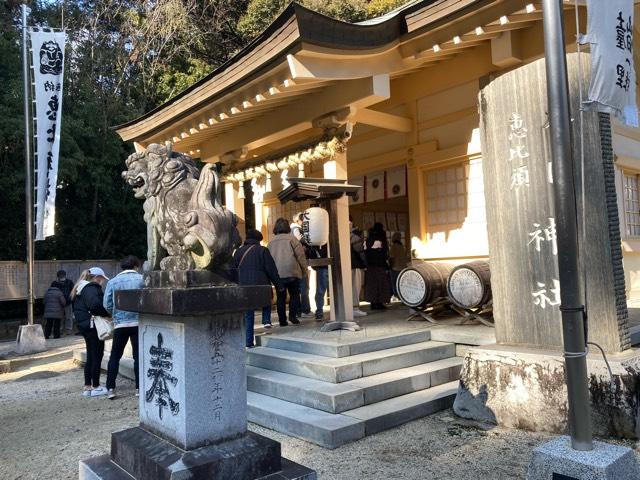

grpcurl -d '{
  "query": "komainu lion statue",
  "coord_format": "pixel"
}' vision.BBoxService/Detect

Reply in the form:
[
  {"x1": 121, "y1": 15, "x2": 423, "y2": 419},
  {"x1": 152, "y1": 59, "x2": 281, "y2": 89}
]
[{"x1": 123, "y1": 143, "x2": 241, "y2": 271}]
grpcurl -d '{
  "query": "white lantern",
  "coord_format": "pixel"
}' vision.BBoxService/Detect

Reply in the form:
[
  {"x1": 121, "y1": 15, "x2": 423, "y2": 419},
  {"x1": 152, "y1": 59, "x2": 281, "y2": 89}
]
[{"x1": 302, "y1": 207, "x2": 329, "y2": 246}]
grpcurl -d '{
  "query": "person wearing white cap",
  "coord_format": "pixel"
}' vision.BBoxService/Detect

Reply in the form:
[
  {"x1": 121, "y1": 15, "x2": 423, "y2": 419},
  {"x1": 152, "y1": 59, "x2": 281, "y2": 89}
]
[{"x1": 70, "y1": 267, "x2": 111, "y2": 397}]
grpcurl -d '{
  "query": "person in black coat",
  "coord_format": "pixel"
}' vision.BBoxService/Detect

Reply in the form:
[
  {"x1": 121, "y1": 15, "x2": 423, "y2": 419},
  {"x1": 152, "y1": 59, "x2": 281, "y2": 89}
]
[
  {"x1": 234, "y1": 229, "x2": 283, "y2": 347},
  {"x1": 52, "y1": 270, "x2": 75, "y2": 333},
  {"x1": 71, "y1": 267, "x2": 111, "y2": 397},
  {"x1": 43, "y1": 283, "x2": 66, "y2": 339},
  {"x1": 365, "y1": 222, "x2": 392, "y2": 310}
]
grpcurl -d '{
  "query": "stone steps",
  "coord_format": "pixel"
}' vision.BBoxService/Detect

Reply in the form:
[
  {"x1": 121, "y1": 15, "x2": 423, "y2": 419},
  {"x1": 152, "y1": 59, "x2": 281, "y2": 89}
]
[
  {"x1": 247, "y1": 356, "x2": 462, "y2": 413},
  {"x1": 246, "y1": 341, "x2": 455, "y2": 383},
  {"x1": 255, "y1": 329, "x2": 432, "y2": 358},
  {"x1": 247, "y1": 381, "x2": 458, "y2": 449}
]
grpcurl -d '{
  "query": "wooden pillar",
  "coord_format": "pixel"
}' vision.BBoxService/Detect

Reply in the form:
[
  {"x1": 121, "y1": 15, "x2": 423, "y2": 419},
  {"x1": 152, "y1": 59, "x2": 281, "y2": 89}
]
[
  {"x1": 407, "y1": 162, "x2": 426, "y2": 258},
  {"x1": 324, "y1": 149, "x2": 354, "y2": 321},
  {"x1": 225, "y1": 182, "x2": 246, "y2": 239}
]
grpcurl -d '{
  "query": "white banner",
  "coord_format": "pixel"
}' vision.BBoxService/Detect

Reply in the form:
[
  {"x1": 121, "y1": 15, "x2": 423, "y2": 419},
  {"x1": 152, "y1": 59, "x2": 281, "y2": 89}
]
[
  {"x1": 30, "y1": 30, "x2": 65, "y2": 240},
  {"x1": 581, "y1": 0, "x2": 638, "y2": 127}
]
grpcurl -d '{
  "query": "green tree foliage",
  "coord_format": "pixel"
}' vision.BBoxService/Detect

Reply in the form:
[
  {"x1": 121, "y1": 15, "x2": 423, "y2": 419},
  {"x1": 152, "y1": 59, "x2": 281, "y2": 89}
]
[{"x1": 0, "y1": 0, "x2": 410, "y2": 261}]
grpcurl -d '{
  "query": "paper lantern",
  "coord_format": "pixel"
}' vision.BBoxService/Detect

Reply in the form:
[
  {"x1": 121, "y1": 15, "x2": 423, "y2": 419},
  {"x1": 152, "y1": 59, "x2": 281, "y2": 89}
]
[{"x1": 302, "y1": 207, "x2": 329, "y2": 246}]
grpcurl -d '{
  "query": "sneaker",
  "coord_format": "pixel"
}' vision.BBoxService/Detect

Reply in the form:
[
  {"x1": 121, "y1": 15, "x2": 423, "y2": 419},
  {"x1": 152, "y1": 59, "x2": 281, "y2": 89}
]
[
  {"x1": 263, "y1": 323, "x2": 272, "y2": 329},
  {"x1": 82, "y1": 388, "x2": 92, "y2": 397},
  {"x1": 353, "y1": 309, "x2": 368, "y2": 317},
  {"x1": 135, "y1": 389, "x2": 139, "y2": 397},
  {"x1": 300, "y1": 312, "x2": 314, "y2": 319},
  {"x1": 315, "y1": 315, "x2": 323, "y2": 321},
  {"x1": 107, "y1": 389, "x2": 116, "y2": 400},
  {"x1": 90, "y1": 386, "x2": 108, "y2": 397}
]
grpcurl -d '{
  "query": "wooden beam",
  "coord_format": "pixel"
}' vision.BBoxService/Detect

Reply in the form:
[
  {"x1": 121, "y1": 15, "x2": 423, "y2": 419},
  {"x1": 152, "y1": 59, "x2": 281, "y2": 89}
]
[
  {"x1": 354, "y1": 108, "x2": 412, "y2": 132},
  {"x1": 287, "y1": 51, "x2": 413, "y2": 81},
  {"x1": 203, "y1": 75, "x2": 390, "y2": 159}
]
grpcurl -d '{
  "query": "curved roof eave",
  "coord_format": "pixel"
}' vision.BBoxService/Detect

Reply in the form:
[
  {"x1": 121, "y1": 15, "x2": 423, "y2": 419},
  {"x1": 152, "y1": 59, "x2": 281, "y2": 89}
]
[{"x1": 114, "y1": 1, "x2": 431, "y2": 137}]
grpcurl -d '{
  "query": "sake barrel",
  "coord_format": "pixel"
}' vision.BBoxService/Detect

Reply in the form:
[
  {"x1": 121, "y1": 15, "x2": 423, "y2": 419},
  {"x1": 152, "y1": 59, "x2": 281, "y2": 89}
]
[
  {"x1": 446, "y1": 260, "x2": 491, "y2": 309},
  {"x1": 396, "y1": 262, "x2": 454, "y2": 308}
]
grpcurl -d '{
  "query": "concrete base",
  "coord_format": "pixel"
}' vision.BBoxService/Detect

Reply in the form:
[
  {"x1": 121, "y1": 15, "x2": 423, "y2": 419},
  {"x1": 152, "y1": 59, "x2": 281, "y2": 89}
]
[
  {"x1": 453, "y1": 345, "x2": 640, "y2": 438},
  {"x1": 526, "y1": 436, "x2": 639, "y2": 479},
  {"x1": 80, "y1": 427, "x2": 316, "y2": 480},
  {"x1": 15, "y1": 324, "x2": 46, "y2": 355},
  {"x1": 80, "y1": 455, "x2": 316, "y2": 480}
]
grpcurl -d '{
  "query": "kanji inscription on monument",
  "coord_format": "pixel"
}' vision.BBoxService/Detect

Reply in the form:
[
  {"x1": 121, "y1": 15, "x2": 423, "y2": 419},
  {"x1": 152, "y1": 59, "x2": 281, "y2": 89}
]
[{"x1": 146, "y1": 332, "x2": 180, "y2": 420}]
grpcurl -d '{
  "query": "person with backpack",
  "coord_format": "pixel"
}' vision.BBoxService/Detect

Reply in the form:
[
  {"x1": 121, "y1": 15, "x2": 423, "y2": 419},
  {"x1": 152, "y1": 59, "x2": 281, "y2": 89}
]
[
  {"x1": 43, "y1": 282, "x2": 66, "y2": 339},
  {"x1": 290, "y1": 212, "x2": 314, "y2": 319},
  {"x1": 71, "y1": 267, "x2": 111, "y2": 397},
  {"x1": 103, "y1": 256, "x2": 144, "y2": 399},
  {"x1": 234, "y1": 229, "x2": 283, "y2": 347}
]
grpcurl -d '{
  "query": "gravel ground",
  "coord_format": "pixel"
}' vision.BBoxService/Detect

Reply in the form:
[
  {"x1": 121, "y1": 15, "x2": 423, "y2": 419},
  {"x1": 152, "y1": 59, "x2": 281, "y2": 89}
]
[{"x1": 0, "y1": 359, "x2": 637, "y2": 480}]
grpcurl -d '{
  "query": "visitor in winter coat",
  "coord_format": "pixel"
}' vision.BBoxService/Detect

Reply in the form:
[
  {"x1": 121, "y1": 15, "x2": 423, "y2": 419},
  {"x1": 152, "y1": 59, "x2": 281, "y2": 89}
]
[
  {"x1": 290, "y1": 212, "x2": 313, "y2": 319},
  {"x1": 268, "y1": 218, "x2": 308, "y2": 326},
  {"x1": 43, "y1": 283, "x2": 66, "y2": 339},
  {"x1": 365, "y1": 222, "x2": 392, "y2": 310},
  {"x1": 52, "y1": 270, "x2": 75, "y2": 333},
  {"x1": 234, "y1": 229, "x2": 283, "y2": 347},
  {"x1": 71, "y1": 267, "x2": 111, "y2": 397},
  {"x1": 350, "y1": 217, "x2": 367, "y2": 317},
  {"x1": 389, "y1": 232, "x2": 408, "y2": 298},
  {"x1": 103, "y1": 256, "x2": 144, "y2": 399}
]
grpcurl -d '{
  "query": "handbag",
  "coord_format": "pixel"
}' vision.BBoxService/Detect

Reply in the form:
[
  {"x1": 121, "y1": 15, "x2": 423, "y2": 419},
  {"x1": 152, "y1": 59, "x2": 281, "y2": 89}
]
[{"x1": 93, "y1": 315, "x2": 114, "y2": 340}]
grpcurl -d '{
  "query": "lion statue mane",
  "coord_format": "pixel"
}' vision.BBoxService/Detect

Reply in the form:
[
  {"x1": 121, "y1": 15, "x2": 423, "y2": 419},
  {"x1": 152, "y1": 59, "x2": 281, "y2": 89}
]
[{"x1": 122, "y1": 143, "x2": 241, "y2": 271}]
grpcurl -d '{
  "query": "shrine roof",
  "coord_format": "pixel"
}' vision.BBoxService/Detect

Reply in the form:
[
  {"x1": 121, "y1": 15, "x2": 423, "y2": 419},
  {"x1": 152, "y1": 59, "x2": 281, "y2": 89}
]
[{"x1": 113, "y1": 0, "x2": 493, "y2": 144}]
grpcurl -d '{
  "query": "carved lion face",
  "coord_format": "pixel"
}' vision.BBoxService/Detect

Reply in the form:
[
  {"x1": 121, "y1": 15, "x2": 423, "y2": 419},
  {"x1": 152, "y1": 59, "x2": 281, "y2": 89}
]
[{"x1": 122, "y1": 144, "x2": 199, "y2": 199}]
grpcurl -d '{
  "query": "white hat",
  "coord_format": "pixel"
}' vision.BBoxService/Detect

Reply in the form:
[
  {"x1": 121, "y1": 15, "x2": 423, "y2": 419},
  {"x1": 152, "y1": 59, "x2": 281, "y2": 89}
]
[{"x1": 88, "y1": 267, "x2": 109, "y2": 279}]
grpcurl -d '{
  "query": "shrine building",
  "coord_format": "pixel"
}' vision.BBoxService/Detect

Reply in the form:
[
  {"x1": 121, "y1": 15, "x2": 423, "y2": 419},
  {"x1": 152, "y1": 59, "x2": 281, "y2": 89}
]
[{"x1": 115, "y1": 0, "x2": 640, "y2": 302}]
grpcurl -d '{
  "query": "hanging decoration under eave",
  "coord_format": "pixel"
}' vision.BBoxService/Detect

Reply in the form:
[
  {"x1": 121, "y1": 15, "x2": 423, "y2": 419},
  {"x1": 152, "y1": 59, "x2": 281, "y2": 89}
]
[
  {"x1": 580, "y1": 0, "x2": 638, "y2": 127},
  {"x1": 31, "y1": 29, "x2": 66, "y2": 240},
  {"x1": 223, "y1": 137, "x2": 347, "y2": 194}
]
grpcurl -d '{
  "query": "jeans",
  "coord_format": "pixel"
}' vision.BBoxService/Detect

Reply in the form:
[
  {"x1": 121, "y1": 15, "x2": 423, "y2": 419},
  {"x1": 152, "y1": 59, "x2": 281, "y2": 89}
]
[
  {"x1": 245, "y1": 305, "x2": 272, "y2": 347},
  {"x1": 106, "y1": 326, "x2": 139, "y2": 389},
  {"x1": 277, "y1": 277, "x2": 300, "y2": 325},
  {"x1": 44, "y1": 317, "x2": 61, "y2": 339},
  {"x1": 314, "y1": 268, "x2": 329, "y2": 317},
  {"x1": 82, "y1": 328, "x2": 105, "y2": 388},
  {"x1": 299, "y1": 274, "x2": 311, "y2": 314},
  {"x1": 390, "y1": 270, "x2": 401, "y2": 298}
]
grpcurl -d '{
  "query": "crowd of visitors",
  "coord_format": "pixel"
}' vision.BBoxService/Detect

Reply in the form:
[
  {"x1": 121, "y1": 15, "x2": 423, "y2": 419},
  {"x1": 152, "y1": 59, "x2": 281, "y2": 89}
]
[
  {"x1": 234, "y1": 212, "x2": 409, "y2": 347},
  {"x1": 51, "y1": 211, "x2": 409, "y2": 393}
]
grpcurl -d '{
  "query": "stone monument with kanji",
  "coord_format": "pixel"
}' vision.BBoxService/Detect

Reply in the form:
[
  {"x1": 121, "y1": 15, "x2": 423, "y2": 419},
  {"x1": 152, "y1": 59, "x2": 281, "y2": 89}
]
[{"x1": 79, "y1": 144, "x2": 316, "y2": 479}]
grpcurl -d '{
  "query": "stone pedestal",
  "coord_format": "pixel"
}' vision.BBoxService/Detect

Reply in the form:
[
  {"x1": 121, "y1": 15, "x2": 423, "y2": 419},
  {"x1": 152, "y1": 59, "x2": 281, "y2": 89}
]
[
  {"x1": 454, "y1": 345, "x2": 640, "y2": 439},
  {"x1": 527, "y1": 436, "x2": 639, "y2": 479},
  {"x1": 80, "y1": 284, "x2": 316, "y2": 480},
  {"x1": 15, "y1": 324, "x2": 46, "y2": 355}
]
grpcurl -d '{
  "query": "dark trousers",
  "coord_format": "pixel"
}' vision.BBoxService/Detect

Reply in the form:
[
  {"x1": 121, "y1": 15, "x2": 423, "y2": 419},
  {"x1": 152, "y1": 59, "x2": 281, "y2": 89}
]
[
  {"x1": 277, "y1": 277, "x2": 300, "y2": 325},
  {"x1": 44, "y1": 317, "x2": 61, "y2": 339},
  {"x1": 245, "y1": 305, "x2": 272, "y2": 347},
  {"x1": 107, "y1": 326, "x2": 139, "y2": 390},
  {"x1": 82, "y1": 328, "x2": 105, "y2": 388}
]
